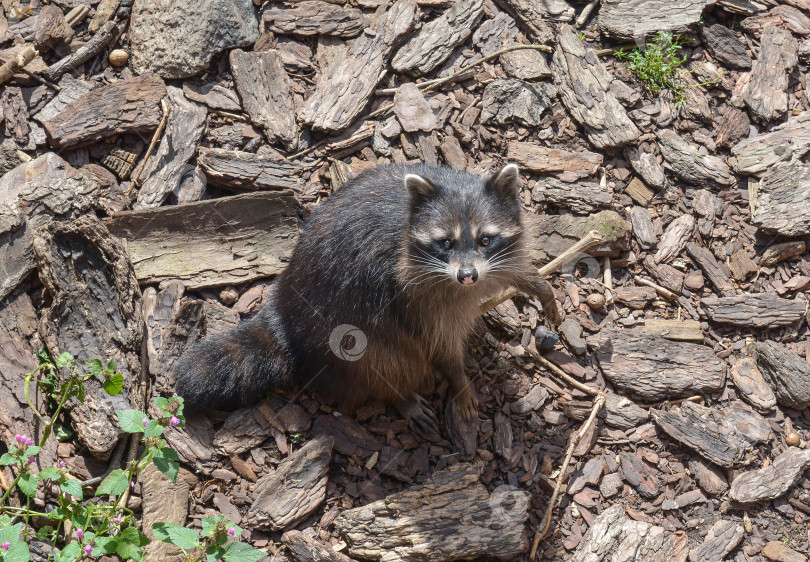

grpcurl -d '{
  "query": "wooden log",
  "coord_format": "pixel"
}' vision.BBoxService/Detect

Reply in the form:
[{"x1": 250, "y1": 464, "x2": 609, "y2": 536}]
[
  {"x1": 263, "y1": 1, "x2": 364, "y2": 37},
  {"x1": 688, "y1": 520, "x2": 745, "y2": 562},
  {"x1": 248, "y1": 435, "x2": 333, "y2": 530},
  {"x1": 532, "y1": 177, "x2": 613, "y2": 215},
  {"x1": 700, "y1": 23, "x2": 752, "y2": 69},
  {"x1": 33, "y1": 215, "x2": 141, "y2": 460},
  {"x1": 335, "y1": 463, "x2": 529, "y2": 561},
  {"x1": 552, "y1": 25, "x2": 639, "y2": 150},
  {"x1": 731, "y1": 110, "x2": 810, "y2": 175},
  {"x1": 106, "y1": 191, "x2": 299, "y2": 290},
  {"x1": 282, "y1": 530, "x2": 353, "y2": 562},
  {"x1": 729, "y1": 448, "x2": 810, "y2": 503},
  {"x1": 197, "y1": 147, "x2": 301, "y2": 192},
  {"x1": 640, "y1": 319, "x2": 703, "y2": 342},
  {"x1": 588, "y1": 328, "x2": 726, "y2": 402},
  {"x1": 752, "y1": 162, "x2": 810, "y2": 236},
  {"x1": 300, "y1": 0, "x2": 417, "y2": 133},
  {"x1": 230, "y1": 49, "x2": 298, "y2": 151},
  {"x1": 701, "y1": 294, "x2": 806, "y2": 329},
  {"x1": 731, "y1": 357, "x2": 777, "y2": 413},
  {"x1": 685, "y1": 242, "x2": 735, "y2": 297},
  {"x1": 753, "y1": 341, "x2": 810, "y2": 410},
  {"x1": 657, "y1": 129, "x2": 735, "y2": 188},
  {"x1": 598, "y1": 0, "x2": 713, "y2": 40},
  {"x1": 651, "y1": 402, "x2": 754, "y2": 468},
  {"x1": 654, "y1": 215, "x2": 695, "y2": 264},
  {"x1": 41, "y1": 72, "x2": 167, "y2": 149},
  {"x1": 392, "y1": 0, "x2": 484, "y2": 77},
  {"x1": 741, "y1": 26, "x2": 798, "y2": 123},
  {"x1": 507, "y1": 142, "x2": 602, "y2": 181}
]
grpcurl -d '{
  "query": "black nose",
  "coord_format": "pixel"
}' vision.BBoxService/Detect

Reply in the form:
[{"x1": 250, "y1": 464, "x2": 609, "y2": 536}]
[{"x1": 457, "y1": 267, "x2": 478, "y2": 285}]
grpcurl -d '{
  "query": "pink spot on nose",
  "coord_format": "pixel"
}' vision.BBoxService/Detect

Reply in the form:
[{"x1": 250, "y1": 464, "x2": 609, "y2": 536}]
[{"x1": 463, "y1": 276, "x2": 474, "y2": 285}]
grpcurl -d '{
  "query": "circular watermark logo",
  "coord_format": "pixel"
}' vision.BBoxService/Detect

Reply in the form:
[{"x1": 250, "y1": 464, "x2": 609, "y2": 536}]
[
  {"x1": 560, "y1": 252, "x2": 601, "y2": 281},
  {"x1": 489, "y1": 485, "x2": 529, "y2": 524},
  {"x1": 328, "y1": 324, "x2": 367, "y2": 362}
]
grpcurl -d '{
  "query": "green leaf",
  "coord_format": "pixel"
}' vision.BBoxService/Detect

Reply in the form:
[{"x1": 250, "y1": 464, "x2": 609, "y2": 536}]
[
  {"x1": 35, "y1": 526, "x2": 54, "y2": 541},
  {"x1": 17, "y1": 472, "x2": 38, "y2": 497},
  {"x1": 151, "y1": 522, "x2": 200, "y2": 550},
  {"x1": 59, "y1": 478, "x2": 83, "y2": 500},
  {"x1": 23, "y1": 446, "x2": 40, "y2": 458},
  {"x1": 144, "y1": 420, "x2": 164, "y2": 438},
  {"x1": 154, "y1": 397, "x2": 169, "y2": 411},
  {"x1": 116, "y1": 410, "x2": 148, "y2": 434},
  {"x1": 56, "y1": 352, "x2": 73, "y2": 369},
  {"x1": 76, "y1": 382, "x2": 85, "y2": 403},
  {"x1": 2, "y1": 540, "x2": 30, "y2": 562},
  {"x1": 102, "y1": 373, "x2": 124, "y2": 396},
  {"x1": 96, "y1": 468, "x2": 129, "y2": 497},
  {"x1": 222, "y1": 541, "x2": 265, "y2": 562},
  {"x1": 55, "y1": 542, "x2": 82, "y2": 562},
  {"x1": 53, "y1": 422, "x2": 74, "y2": 442},
  {"x1": 94, "y1": 536, "x2": 118, "y2": 555},
  {"x1": 38, "y1": 467, "x2": 60, "y2": 481},
  {"x1": 206, "y1": 544, "x2": 227, "y2": 562},
  {"x1": 201, "y1": 515, "x2": 224, "y2": 537},
  {"x1": 85, "y1": 358, "x2": 103, "y2": 374},
  {"x1": 0, "y1": 523, "x2": 23, "y2": 544},
  {"x1": 107, "y1": 359, "x2": 116, "y2": 372},
  {"x1": 115, "y1": 540, "x2": 142, "y2": 561},
  {"x1": 0, "y1": 453, "x2": 15, "y2": 466},
  {"x1": 117, "y1": 526, "x2": 146, "y2": 545},
  {"x1": 152, "y1": 447, "x2": 179, "y2": 483}
]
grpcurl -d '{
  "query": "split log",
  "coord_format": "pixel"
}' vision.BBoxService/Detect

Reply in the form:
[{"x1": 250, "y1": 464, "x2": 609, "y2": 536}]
[
  {"x1": 508, "y1": 142, "x2": 602, "y2": 181},
  {"x1": 685, "y1": 243, "x2": 735, "y2": 297},
  {"x1": 552, "y1": 25, "x2": 639, "y2": 150},
  {"x1": 134, "y1": 87, "x2": 207, "y2": 209},
  {"x1": 752, "y1": 162, "x2": 810, "y2": 236},
  {"x1": 248, "y1": 435, "x2": 333, "y2": 530},
  {"x1": 700, "y1": 24, "x2": 752, "y2": 69},
  {"x1": 731, "y1": 110, "x2": 810, "y2": 175},
  {"x1": 654, "y1": 215, "x2": 695, "y2": 264},
  {"x1": 106, "y1": 191, "x2": 299, "y2": 290},
  {"x1": 630, "y1": 207, "x2": 657, "y2": 250},
  {"x1": 41, "y1": 72, "x2": 167, "y2": 149},
  {"x1": 570, "y1": 505, "x2": 689, "y2": 562},
  {"x1": 282, "y1": 531, "x2": 353, "y2": 562},
  {"x1": 599, "y1": 0, "x2": 713, "y2": 39},
  {"x1": 523, "y1": 210, "x2": 631, "y2": 264},
  {"x1": 532, "y1": 177, "x2": 613, "y2": 214},
  {"x1": 731, "y1": 357, "x2": 777, "y2": 413},
  {"x1": 33, "y1": 215, "x2": 141, "y2": 460},
  {"x1": 300, "y1": 0, "x2": 417, "y2": 132},
  {"x1": 701, "y1": 294, "x2": 806, "y2": 329},
  {"x1": 688, "y1": 520, "x2": 745, "y2": 562},
  {"x1": 197, "y1": 147, "x2": 301, "y2": 192},
  {"x1": 657, "y1": 129, "x2": 735, "y2": 188},
  {"x1": 753, "y1": 341, "x2": 810, "y2": 410},
  {"x1": 230, "y1": 49, "x2": 298, "y2": 151},
  {"x1": 651, "y1": 402, "x2": 754, "y2": 468},
  {"x1": 729, "y1": 448, "x2": 810, "y2": 503},
  {"x1": 639, "y1": 319, "x2": 703, "y2": 342},
  {"x1": 263, "y1": 1, "x2": 364, "y2": 37},
  {"x1": 392, "y1": 0, "x2": 484, "y2": 76},
  {"x1": 588, "y1": 328, "x2": 727, "y2": 402},
  {"x1": 741, "y1": 26, "x2": 798, "y2": 123},
  {"x1": 335, "y1": 463, "x2": 529, "y2": 561}
]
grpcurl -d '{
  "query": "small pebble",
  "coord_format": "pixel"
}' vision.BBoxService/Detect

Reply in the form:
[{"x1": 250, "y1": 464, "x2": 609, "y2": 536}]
[
  {"x1": 109, "y1": 49, "x2": 129, "y2": 67},
  {"x1": 220, "y1": 287, "x2": 239, "y2": 306},
  {"x1": 786, "y1": 432, "x2": 801, "y2": 447},
  {"x1": 586, "y1": 293, "x2": 605, "y2": 310}
]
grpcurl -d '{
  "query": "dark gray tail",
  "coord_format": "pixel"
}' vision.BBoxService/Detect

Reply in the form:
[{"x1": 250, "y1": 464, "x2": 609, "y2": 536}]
[{"x1": 173, "y1": 305, "x2": 294, "y2": 411}]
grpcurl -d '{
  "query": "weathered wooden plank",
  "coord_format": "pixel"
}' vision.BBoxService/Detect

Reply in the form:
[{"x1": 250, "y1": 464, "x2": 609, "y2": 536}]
[
  {"x1": 262, "y1": 1, "x2": 364, "y2": 37},
  {"x1": 657, "y1": 129, "x2": 735, "y2": 188},
  {"x1": 731, "y1": 110, "x2": 810, "y2": 175},
  {"x1": 598, "y1": 0, "x2": 714, "y2": 40},
  {"x1": 701, "y1": 294, "x2": 806, "y2": 329},
  {"x1": 752, "y1": 162, "x2": 810, "y2": 236},
  {"x1": 753, "y1": 341, "x2": 810, "y2": 410},
  {"x1": 741, "y1": 26, "x2": 798, "y2": 123},
  {"x1": 106, "y1": 191, "x2": 299, "y2": 289},
  {"x1": 197, "y1": 147, "x2": 301, "y2": 192},
  {"x1": 640, "y1": 319, "x2": 703, "y2": 342},
  {"x1": 508, "y1": 142, "x2": 602, "y2": 181}
]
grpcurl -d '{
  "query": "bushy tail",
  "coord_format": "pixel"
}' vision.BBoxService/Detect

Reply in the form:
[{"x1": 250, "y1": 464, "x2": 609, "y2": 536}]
[{"x1": 173, "y1": 306, "x2": 294, "y2": 411}]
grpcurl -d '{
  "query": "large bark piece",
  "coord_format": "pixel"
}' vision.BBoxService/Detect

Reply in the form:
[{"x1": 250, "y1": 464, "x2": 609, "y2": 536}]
[
  {"x1": 282, "y1": 531, "x2": 353, "y2": 562},
  {"x1": 730, "y1": 448, "x2": 810, "y2": 503},
  {"x1": 654, "y1": 215, "x2": 694, "y2": 264},
  {"x1": 714, "y1": 107, "x2": 751, "y2": 149},
  {"x1": 300, "y1": 0, "x2": 417, "y2": 133},
  {"x1": 598, "y1": 0, "x2": 714, "y2": 40},
  {"x1": 532, "y1": 177, "x2": 613, "y2": 214},
  {"x1": 263, "y1": 1, "x2": 364, "y2": 37},
  {"x1": 730, "y1": 357, "x2": 777, "y2": 413},
  {"x1": 33, "y1": 215, "x2": 141, "y2": 460},
  {"x1": 688, "y1": 520, "x2": 745, "y2": 562},
  {"x1": 392, "y1": 0, "x2": 484, "y2": 77},
  {"x1": 552, "y1": 25, "x2": 640, "y2": 150},
  {"x1": 197, "y1": 147, "x2": 301, "y2": 192},
  {"x1": 753, "y1": 341, "x2": 810, "y2": 410},
  {"x1": 247, "y1": 434, "x2": 333, "y2": 530},
  {"x1": 570, "y1": 504, "x2": 689, "y2": 562},
  {"x1": 134, "y1": 87, "x2": 207, "y2": 210},
  {"x1": 107, "y1": 191, "x2": 299, "y2": 290},
  {"x1": 508, "y1": 142, "x2": 602, "y2": 181},
  {"x1": 685, "y1": 242, "x2": 735, "y2": 297},
  {"x1": 752, "y1": 162, "x2": 810, "y2": 236},
  {"x1": 741, "y1": 26, "x2": 798, "y2": 123},
  {"x1": 523, "y1": 210, "x2": 631, "y2": 263},
  {"x1": 700, "y1": 24, "x2": 752, "y2": 69},
  {"x1": 701, "y1": 294, "x2": 806, "y2": 329},
  {"x1": 230, "y1": 49, "x2": 298, "y2": 151},
  {"x1": 490, "y1": 0, "x2": 555, "y2": 43},
  {"x1": 41, "y1": 73, "x2": 167, "y2": 149},
  {"x1": 141, "y1": 464, "x2": 197, "y2": 560},
  {"x1": 480, "y1": 79, "x2": 555, "y2": 127},
  {"x1": 335, "y1": 463, "x2": 529, "y2": 561},
  {"x1": 731, "y1": 110, "x2": 810, "y2": 175},
  {"x1": 588, "y1": 328, "x2": 727, "y2": 402},
  {"x1": 657, "y1": 129, "x2": 735, "y2": 188}
]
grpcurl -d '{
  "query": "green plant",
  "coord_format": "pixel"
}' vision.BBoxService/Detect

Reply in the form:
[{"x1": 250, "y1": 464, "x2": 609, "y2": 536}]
[
  {"x1": 0, "y1": 351, "x2": 264, "y2": 561},
  {"x1": 152, "y1": 516, "x2": 263, "y2": 562},
  {"x1": 614, "y1": 31, "x2": 715, "y2": 106}
]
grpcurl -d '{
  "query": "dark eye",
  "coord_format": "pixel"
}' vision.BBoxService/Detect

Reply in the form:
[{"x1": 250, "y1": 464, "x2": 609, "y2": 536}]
[
  {"x1": 442, "y1": 239, "x2": 453, "y2": 249},
  {"x1": 480, "y1": 236, "x2": 491, "y2": 247}
]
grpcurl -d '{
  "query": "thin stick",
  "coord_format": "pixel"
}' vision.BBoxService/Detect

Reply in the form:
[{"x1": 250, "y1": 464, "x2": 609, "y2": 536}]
[
  {"x1": 127, "y1": 98, "x2": 172, "y2": 192},
  {"x1": 526, "y1": 346, "x2": 599, "y2": 397},
  {"x1": 0, "y1": 54, "x2": 59, "y2": 90},
  {"x1": 634, "y1": 275, "x2": 678, "y2": 300},
  {"x1": 0, "y1": 45, "x2": 39, "y2": 86},
  {"x1": 575, "y1": 0, "x2": 599, "y2": 28},
  {"x1": 603, "y1": 256, "x2": 614, "y2": 306},
  {"x1": 531, "y1": 392, "x2": 606, "y2": 556},
  {"x1": 41, "y1": 20, "x2": 118, "y2": 82}
]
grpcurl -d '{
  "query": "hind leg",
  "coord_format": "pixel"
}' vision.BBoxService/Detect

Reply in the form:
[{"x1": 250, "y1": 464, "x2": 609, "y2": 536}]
[
  {"x1": 396, "y1": 392, "x2": 439, "y2": 438},
  {"x1": 433, "y1": 354, "x2": 478, "y2": 424}
]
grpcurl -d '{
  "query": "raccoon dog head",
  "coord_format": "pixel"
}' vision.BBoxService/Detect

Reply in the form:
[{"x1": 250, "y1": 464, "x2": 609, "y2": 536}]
[{"x1": 402, "y1": 164, "x2": 525, "y2": 289}]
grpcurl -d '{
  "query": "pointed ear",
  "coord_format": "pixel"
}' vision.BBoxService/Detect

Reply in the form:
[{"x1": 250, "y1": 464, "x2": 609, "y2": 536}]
[
  {"x1": 487, "y1": 164, "x2": 520, "y2": 199},
  {"x1": 404, "y1": 173, "x2": 436, "y2": 207}
]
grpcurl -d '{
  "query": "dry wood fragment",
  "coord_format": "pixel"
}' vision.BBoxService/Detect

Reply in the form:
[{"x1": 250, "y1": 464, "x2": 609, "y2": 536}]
[
  {"x1": 33, "y1": 215, "x2": 141, "y2": 459},
  {"x1": 762, "y1": 541, "x2": 808, "y2": 562},
  {"x1": 715, "y1": 106, "x2": 751, "y2": 149},
  {"x1": 654, "y1": 215, "x2": 695, "y2": 264},
  {"x1": 141, "y1": 464, "x2": 197, "y2": 560},
  {"x1": 692, "y1": 189, "x2": 716, "y2": 238},
  {"x1": 728, "y1": 249, "x2": 757, "y2": 281},
  {"x1": 106, "y1": 191, "x2": 299, "y2": 290},
  {"x1": 532, "y1": 178, "x2": 613, "y2": 215},
  {"x1": 300, "y1": 0, "x2": 417, "y2": 133},
  {"x1": 640, "y1": 319, "x2": 703, "y2": 342},
  {"x1": 598, "y1": 0, "x2": 713, "y2": 40},
  {"x1": 618, "y1": 450, "x2": 661, "y2": 499},
  {"x1": 688, "y1": 520, "x2": 745, "y2": 562},
  {"x1": 614, "y1": 287, "x2": 656, "y2": 309},
  {"x1": 731, "y1": 110, "x2": 810, "y2": 175},
  {"x1": 197, "y1": 148, "x2": 301, "y2": 192},
  {"x1": 657, "y1": 129, "x2": 735, "y2": 188},
  {"x1": 625, "y1": 147, "x2": 666, "y2": 190},
  {"x1": 643, "y1": 255, "x2": 684, "y2": 294},
  {"x1": 753, "y1": 341, "x2": 810, "y2": 410},
  {"x1": 392, "y1": 83, "x2": 437, "y2": 133},
  {"x1": 752, "y1": 162, "x2": 810, "y2": 236},
  {"x1": 552, "y1": 25, "x2": 639, "y2": 150},
  {"x1": 41, "y1": 21, "x2": 117, "y2": 82},
  {"x1": 1, "y1": 87, "x2": 29, "y2": 146},
  {"x1": 741, "y1": 26, "x2": 798, "y2": 123},
  {"x1": 588, "y1": 328, "x2": 727, "y2": 402},
  {"x1": 562, "y1": 394, "x2": 649, "y2": 430},
  {"x1": 282, "y1": 530, "x2": 353, "y2": 562},
  {"x1": 701, "y1": 294, "x2": 806, "y2": 329},
  {"x1": 231, "y1": 49, "x2": 298, "y2": 151},
  {"x1": 481, "y1": 79, "x2": 555, "y2": 127},
  {"x1": 730, "y1": 447, "x2": 810, "y2": 503},
  {"x1": 685, "y1": 242, "x2": 736, "y2": 297},
  {"x1": 508, "y1": 142, "x2": 602, "y2": 181},
  {"x1": 524, "y1": 211, "x2": 630, "y2": 267},
  {"x1": 700, "y1": 24, "x2": 752, "y2": 69},
  {"x1": 741, "y1": 5, "x2": 810, "y2": 37},
  {"x1": 629, "y1": 206, "x2": 657, "y2": 249},
  {"x1": 731, "y1": 357, "x2": 777, "y2": 413},
  {"x1": 651, "y1": 402, "x2": 754, "y2": 468},
  {"x1": 491, "y1": 0, "x2": 554, "y2": 43},
  {"x1": 392, "y1": 0, "x2": 484, "y2": 76},
  {"x1": 761, "y1": 241, "x2": 806, "y2": 267},
  {"x1": 337, "y1": 463, "x2": 529, "y2": 561},
  {"x1": 0, "y1": 44, "x2": 38, "y2": 86},
  {"x1": 263, "y1": 1, "x2": 364, "y2": 37},
  {"x1": 625, "y1": 178, "x2": 655, "y2": 207}
]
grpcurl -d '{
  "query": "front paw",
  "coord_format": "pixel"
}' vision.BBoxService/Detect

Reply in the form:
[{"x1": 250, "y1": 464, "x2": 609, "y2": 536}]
[
  {"x1": 449, "y1": 378, "x2": 479, "y2": 424},
  {"x1": 544, "y1": 300, "x2": 562, "y2": 326}
]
